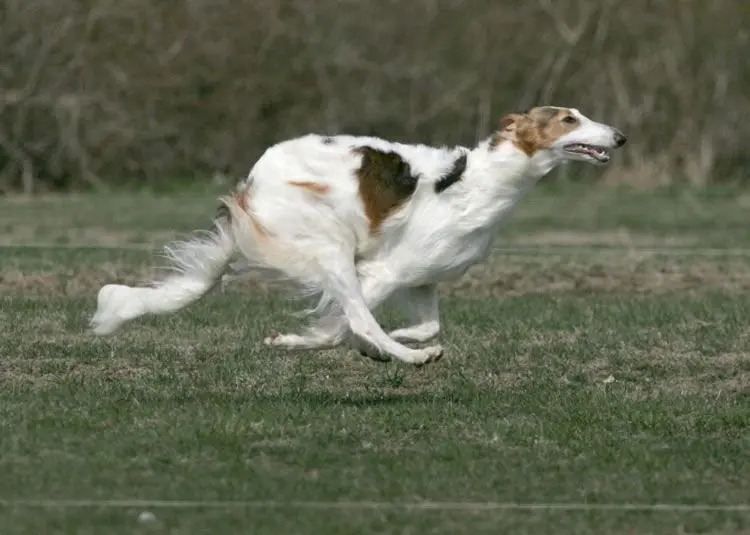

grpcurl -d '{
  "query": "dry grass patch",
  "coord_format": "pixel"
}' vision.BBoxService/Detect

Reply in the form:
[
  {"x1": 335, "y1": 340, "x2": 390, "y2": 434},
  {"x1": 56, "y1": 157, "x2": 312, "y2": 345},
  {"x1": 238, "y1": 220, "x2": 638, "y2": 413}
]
[
  {"x1": 449, "y1": 253, "x2": 750, "y2": 298},
  {"x1": 0, "y1": 359, "x2": 150, "y2": 387},
  {"x1": 4, "y1": 252, "x2": 750, "y2": 299},
  {"x1": 0, "y1": 265, "x2": 156, "y2": 296},
  {"x1": 505, "y1": 230, "x2": 699, "y2": 248},
  {"x1": 636, "y1": 348, "x2": 750, "y2": 396},
  {"x1": 0, "y1": 226, "x2": 178, "y2": 247}
]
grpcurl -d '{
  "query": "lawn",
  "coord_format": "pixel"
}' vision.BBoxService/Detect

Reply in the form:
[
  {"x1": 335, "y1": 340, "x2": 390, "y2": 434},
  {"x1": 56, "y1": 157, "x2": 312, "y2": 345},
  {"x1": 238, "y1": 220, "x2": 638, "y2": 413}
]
[{"x1": 0, "y1": 184, "x2": 748, "y2": 534}]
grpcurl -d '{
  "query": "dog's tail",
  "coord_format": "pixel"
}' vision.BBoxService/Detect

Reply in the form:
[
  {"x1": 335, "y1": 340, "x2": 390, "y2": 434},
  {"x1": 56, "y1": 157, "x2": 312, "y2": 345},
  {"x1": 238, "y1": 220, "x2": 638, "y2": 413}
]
[{"x1": 90, "y1": 188, "x2": 260, "y2": 335}]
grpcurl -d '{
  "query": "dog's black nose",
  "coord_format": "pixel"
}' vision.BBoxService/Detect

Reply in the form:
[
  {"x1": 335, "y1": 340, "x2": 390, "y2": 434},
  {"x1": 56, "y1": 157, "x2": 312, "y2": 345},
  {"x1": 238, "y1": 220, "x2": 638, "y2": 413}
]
[{"x1": 614, "y1": 130, "x2": 627, "y2": 147}]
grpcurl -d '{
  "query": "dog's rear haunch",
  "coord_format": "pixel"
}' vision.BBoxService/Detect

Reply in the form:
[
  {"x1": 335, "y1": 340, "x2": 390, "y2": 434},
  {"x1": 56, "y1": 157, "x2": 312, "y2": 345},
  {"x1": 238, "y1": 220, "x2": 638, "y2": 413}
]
[{"x1": 91, "y1": 106, "x2": 626, "y2": 365}]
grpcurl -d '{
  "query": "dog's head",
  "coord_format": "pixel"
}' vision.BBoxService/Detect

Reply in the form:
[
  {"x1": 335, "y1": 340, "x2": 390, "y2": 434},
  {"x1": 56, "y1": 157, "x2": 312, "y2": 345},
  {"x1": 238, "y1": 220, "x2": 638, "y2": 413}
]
[{"x1": 496, "y1": 107, "x2": 626, "y2": 166}]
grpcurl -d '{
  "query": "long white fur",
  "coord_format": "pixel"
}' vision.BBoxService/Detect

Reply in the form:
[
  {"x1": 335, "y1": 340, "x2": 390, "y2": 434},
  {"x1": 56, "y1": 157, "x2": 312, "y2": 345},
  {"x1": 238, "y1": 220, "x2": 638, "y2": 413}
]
[{"x1": 90, "y1": 107, "x2": 624, "y2": 365}]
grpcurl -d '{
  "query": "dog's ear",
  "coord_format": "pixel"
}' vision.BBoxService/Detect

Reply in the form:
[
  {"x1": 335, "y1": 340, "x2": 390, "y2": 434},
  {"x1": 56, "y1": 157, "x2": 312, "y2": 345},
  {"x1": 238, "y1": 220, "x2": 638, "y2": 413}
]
[
  {"x1": 499, "y1": 113, "x2": 522, "y2": 131},
  {"x1": 498, "y1": 113, "x2": 525, "y2": 141}
]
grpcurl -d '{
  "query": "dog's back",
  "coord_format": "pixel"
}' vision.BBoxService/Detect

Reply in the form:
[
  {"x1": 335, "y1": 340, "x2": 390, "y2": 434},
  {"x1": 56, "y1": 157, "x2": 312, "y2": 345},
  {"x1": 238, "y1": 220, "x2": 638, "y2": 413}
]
[{"x1": 239, "y1": 134, "x2": 463, "y2": 258}]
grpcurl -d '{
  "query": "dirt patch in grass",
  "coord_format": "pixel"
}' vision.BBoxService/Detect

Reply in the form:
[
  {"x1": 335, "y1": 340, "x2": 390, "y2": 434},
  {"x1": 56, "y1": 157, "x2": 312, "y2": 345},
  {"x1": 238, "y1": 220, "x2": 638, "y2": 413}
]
[
  {"x1": 0, "y1": 267, "x2": 284, "y2": 299},
  {"x1": 555, "y1": 346, "x2": 750, "y2": 397},
  {"x1": 3, "y1": 254, "x2": 750, "y2": 298},
  {"x1": 644, "y1": 349, "x2": 750, "y2": 395},
  {"x1": 0, "y1": 226, "x2": 706, "y2": 249},
  {"x1": 447, "y1": 254, "x2": 750, "y2": 298},
  {"x1": 504, "y1": 230, "x2": 699, "y2": 247},
  {"x1": 0, "y1": 358, "x2": 151, "y2": 387},
  {"x1": 0, "y1": 226, "x2": 178, "y2": 247},
  {"x1": 0, "y1": 264, "x2": 157, "y2": 296},
  {"x1": 456, "y1": 322, "x2": 750, "y2": 397}
]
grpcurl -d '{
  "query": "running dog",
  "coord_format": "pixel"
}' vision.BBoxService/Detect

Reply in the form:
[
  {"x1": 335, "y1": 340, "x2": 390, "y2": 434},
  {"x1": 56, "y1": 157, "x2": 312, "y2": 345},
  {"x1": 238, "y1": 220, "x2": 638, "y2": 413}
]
[{"x1": 91, "y1": 106, "x2": 626, "y2": 365}]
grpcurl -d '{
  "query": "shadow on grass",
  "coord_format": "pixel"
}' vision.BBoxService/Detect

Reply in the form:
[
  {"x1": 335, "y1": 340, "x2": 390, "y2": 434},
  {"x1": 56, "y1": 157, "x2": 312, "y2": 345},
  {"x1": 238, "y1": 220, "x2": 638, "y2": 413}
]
[
  {"x1": 118, "y1": 387, "x2": 485, "y2": 409},
  {"x1": 256, "y1": 388, "x2": 484, "y2": 408}
]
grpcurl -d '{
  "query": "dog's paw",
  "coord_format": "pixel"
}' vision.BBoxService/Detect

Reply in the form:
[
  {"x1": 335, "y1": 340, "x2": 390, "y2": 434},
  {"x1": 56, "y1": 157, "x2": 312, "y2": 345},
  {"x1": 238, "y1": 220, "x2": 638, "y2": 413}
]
[
  {"x1": 413, "y1": 345, "x2": 444, "y2": 368},
  {"x1": 265, "y1": 332, "x2": 309, "y2": 348},
  {"x1": 358, "y1": 348, "x2": 392, "y2": 363},
  {"x1": 353, "y1": 338, "x2": 392, "y2": 363},
  {"x1": 263, "y1": 331, "x2": 282, "y2": 346}
]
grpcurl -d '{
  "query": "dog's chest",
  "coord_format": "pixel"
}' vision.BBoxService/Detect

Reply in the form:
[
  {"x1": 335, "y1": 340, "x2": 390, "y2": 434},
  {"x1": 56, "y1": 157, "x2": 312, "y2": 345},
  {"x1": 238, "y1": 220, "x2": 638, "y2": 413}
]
[
  {"x1": 360, "y1": 186, "x2": 524, "y2": 285},
  {"x1": 423, "y1": 228, "x2": 496, "y2": 281},
  {"x1": 369, "y1": 224, "x2": 496, "y2": 286},
  {"x1": 412, "y1": 197, "x2": 522, "y2": 281}
]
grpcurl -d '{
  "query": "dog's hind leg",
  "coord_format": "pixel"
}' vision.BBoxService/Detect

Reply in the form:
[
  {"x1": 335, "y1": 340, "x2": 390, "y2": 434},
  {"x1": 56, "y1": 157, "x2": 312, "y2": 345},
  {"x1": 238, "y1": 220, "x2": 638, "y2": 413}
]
[
  {"x1": 264, "y1": 269, "x2": 397, "y2": 353},
  {"x1": 262, "y1": 275, "x2": 394, "y2": 355},
  {"x1": 264, "y1": 267, "x2": 443, "y2": 364},
  {"x1": 332, "y1": 267, "x2": 443, "y2": 364},
  {"x1": 282, "y1": 254, "x2": 442, "y2": 365},
  {"x1": 263, "y1": 265, "x2": 396, "y2": 354},
  {"x1": 337, "y1": 282, "x2": 441, "y2": 364},
  {"x1": 387, "y1": 284, "x2": 440, "y2": 344},
  {"x1": 264, "y1": 312, "x2": 347, "y2": 351}
]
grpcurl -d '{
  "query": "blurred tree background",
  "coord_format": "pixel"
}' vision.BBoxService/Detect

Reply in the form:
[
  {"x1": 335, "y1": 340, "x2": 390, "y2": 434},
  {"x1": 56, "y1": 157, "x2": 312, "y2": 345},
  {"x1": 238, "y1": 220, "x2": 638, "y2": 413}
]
[{"x1": 0, "y1": 0, "x2": 747, "y2": 193}]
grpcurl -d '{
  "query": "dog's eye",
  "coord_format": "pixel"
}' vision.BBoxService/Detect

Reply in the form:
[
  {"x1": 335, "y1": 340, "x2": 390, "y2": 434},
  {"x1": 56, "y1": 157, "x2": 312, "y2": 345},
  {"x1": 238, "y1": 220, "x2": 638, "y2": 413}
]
[{"x1": 562, "y1": 116, "x2": 577, "y2": 124}]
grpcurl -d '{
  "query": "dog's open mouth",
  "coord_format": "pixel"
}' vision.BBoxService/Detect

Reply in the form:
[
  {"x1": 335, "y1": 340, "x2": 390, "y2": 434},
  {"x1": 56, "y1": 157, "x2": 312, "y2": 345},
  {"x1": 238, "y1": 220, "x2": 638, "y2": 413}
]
[{"x1": 564, "y1": 143, "x2": 611, "y2": 163}]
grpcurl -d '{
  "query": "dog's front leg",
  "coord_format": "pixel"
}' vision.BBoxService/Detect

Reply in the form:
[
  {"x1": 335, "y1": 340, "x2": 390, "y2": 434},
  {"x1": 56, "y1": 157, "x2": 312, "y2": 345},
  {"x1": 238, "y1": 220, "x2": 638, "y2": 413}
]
[
  {"x1": 387, "y1": 284, "x2": 441, "y2": 344},
  {"x1": 265, "y1": 262, "x2": 442, "y2": 365},
  {"x1": 265, "y1": 270, "x2": 402, "y2": 357}
]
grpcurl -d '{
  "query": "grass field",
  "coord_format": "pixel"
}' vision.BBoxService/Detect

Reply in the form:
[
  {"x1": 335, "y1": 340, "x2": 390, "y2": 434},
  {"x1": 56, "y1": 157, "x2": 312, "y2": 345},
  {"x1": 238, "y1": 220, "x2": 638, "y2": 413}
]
[{"x1": 1, "y1": 184, "x2": 749, "y2": 534}]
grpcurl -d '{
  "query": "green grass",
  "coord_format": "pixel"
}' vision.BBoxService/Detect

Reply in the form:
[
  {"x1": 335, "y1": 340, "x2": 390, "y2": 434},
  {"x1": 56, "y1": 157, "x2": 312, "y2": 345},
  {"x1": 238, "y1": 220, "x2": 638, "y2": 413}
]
[{"x1": 0, "y1": 185, "x2": 749, "y2": 533}]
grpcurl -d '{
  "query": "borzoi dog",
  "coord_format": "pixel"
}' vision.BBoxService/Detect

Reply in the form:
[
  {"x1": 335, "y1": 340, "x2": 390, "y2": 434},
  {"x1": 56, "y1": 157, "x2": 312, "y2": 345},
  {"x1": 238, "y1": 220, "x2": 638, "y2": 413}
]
[{"x1": 91, "y1": 106, "x2": 626, "y2": 365}]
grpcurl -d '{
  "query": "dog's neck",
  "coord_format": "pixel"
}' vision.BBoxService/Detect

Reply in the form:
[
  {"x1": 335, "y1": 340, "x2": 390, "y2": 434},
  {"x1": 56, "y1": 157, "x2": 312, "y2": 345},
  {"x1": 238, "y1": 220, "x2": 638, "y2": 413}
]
[
  {"x1": 466, "y1": 138, "x2": 562, "y2": 200},
  {"x1": 458, "y1": 136, "x2": 564, "y2": 225}
]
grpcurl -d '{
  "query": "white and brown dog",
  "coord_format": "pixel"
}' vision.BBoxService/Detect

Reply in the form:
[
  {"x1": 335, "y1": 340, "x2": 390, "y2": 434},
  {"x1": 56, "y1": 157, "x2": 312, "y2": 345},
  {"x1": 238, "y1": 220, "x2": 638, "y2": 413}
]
[{"x1": 91, "y1": 106, "x2": 626, "y2": 365}]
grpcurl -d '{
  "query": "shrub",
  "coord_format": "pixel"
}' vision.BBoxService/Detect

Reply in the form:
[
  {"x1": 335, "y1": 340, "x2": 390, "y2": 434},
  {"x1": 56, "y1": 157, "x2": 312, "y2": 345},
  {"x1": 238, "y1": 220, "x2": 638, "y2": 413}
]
[{"x1": 1, "y1": 0, "x2": 746, "y2": 192}]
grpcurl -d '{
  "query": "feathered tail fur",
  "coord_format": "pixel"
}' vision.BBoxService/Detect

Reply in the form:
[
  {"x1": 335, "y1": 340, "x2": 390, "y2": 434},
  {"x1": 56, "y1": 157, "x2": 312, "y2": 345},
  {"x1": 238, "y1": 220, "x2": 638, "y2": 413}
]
[{"x1": 90, "y1": 192, "x2": 250, "y2": 335}]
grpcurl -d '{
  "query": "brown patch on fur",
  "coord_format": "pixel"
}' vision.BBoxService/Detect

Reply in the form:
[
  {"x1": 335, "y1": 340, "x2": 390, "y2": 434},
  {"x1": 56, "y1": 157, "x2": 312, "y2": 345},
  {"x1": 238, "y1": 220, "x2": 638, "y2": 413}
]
[
  {"x1": 228, "y1": 183, "x2": 269, "y2": 238},
  {"x1": 288, "y1": 181, "x2": 330, "y2": 195},
  {"x1": 249, "y1": 213, "x2": 268, "y2": 240},
  {"x1": 353, "y1": 146, "x2": 419, "y2": 233},
  {"x1": 491, "y1": 113, "x2": 526, "y2": 150},
  {"x1": 234, "y1": 183, "x2": 251, "y2": 213},
  {"x1": 493, "y1": 107, "x2": 580, "y2": 156}
]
